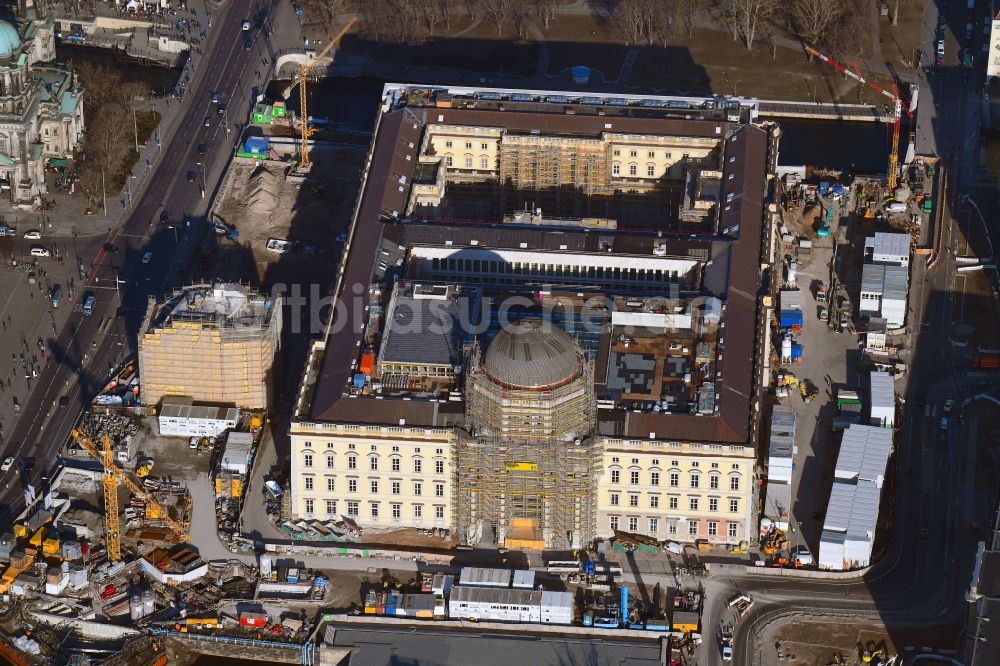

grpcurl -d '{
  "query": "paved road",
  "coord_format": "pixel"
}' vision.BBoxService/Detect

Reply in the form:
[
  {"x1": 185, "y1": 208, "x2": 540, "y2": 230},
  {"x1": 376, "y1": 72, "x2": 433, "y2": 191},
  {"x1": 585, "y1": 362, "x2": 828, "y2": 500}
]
[
  {"x1": 716, "y1": 1, "x2": 995, "y2": 663},
  {"x1": 0, "y1": 0, "x2": 285, "y2": 525}
]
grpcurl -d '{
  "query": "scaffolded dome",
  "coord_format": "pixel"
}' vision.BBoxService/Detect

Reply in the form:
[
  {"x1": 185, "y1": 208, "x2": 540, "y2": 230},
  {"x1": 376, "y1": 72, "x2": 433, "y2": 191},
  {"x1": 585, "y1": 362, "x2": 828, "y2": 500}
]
[{"x1": 483, "y1": 318, "x2": 581, "y2": 390}]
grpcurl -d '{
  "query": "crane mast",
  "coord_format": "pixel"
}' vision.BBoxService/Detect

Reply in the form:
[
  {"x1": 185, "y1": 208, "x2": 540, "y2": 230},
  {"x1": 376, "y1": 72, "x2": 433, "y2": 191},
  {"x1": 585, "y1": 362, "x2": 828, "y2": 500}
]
[
  {"x1": 296, "y1": 17, "x2": 357, "y2": 169},
  {"x1": 804, "y1": 45, "x2": 908, "y2": 190},
  {"x1": 72, "y1": 429, "x2": 190, "y2": 562}
]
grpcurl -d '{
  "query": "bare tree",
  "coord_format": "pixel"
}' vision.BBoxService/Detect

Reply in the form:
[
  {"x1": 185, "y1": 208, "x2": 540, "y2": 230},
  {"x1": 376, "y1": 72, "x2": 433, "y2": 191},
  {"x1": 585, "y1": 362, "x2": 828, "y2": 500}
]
[
  {"x1": 117, "y1": 81, "x2": 149, "y2": 118},
  {"x1": 647, "y1": 6, "x2": 678, "y2": 46},
  {"x1": 316, "y1": 0, "x2": 347, "y2": 23},
  {"x1": 678, "y1": 0, "x2": 709, "y2": 37},
  {"x1": 512, "y1": 0, "x2": 532, "y2": 40},
  {"x1": 828, "y1": 0, "x2": 874, "y2": 57},
  {"x1": 789, "y1": 0, "x2": 844, "y2": 47},
  {"x1": 610, "y1": 0, "x2": 648, "y2": 45},
  {"x1": 760, "y1": 23, "x2": 778, "y2": 58},
  {"x1": 437, "y1": 0, "x2": 454, "y2": 30},
  {"x1": 354, "y1": 0, "x2": 387, "y2": 41},
  {"x1": 74, "y1": 61, "x2": 122, "y2": 110},
  {"x1": 534, "y1": 0, "x2": 559, "y2": 29},
  {"x1": 414, "y1": 0, "x2": 444, "y2": 35},
  {"x1": 722, "y1": 0, "x2": 778, "y2": 49},
  {"x1": 479, "y1": 0, "x2": 514, "y2": 36}
]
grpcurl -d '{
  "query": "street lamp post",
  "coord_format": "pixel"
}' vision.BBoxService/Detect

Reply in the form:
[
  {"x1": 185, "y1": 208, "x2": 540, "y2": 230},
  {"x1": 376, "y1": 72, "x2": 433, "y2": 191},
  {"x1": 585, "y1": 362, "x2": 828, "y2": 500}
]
[
  {"x1": 132, "y1": 107, "x2": 139, "y2": 153},
  {"x1": 101, "y1": 166, "x2": 107, "y2": 218}
]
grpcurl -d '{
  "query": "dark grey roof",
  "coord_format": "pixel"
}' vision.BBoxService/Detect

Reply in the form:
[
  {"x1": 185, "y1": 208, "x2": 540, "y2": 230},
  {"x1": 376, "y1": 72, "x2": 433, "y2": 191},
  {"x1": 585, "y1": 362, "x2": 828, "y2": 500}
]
[
  {"x1": 325, "y1": 624, "x2": 663, "y2": 666},
  {"x1": 379, "y1": 291, "x2": 467, "y2": 367},
  {"x1": 389, "y1": 221, "x2": 714, "y2": 259},
  {"x1": 484, "y1": 318, "x2": 581, "y2": 389},
  {"x1": 606, "y1": 352, "x2": 657, "y2": 393}
]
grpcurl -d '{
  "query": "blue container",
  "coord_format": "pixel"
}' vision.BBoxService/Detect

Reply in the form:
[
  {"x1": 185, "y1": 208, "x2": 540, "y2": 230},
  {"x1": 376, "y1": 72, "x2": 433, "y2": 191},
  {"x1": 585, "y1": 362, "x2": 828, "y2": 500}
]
[
  {"x1": 791, "y1": 343, "x2": 803, "y2": 359},
  {"x1": 779, "y1": 310, "x2": 803, "y2": 328},
  {"x1": 353, "y1": 373, "x2": 366, "y2": 389}
]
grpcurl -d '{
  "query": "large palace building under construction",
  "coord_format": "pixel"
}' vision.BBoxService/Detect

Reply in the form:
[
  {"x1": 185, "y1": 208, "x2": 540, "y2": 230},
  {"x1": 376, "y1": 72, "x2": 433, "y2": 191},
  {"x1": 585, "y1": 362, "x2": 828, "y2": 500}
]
[{"x1": 290, "y1": 84, "x2": 779, "y2": 550}]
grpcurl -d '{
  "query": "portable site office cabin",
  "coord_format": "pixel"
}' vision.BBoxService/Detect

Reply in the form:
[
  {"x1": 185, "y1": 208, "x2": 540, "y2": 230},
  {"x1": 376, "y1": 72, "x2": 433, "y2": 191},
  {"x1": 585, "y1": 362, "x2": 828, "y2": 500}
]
[{"x1": 868, "y1": 371, "x2": 895, "y2": 427}]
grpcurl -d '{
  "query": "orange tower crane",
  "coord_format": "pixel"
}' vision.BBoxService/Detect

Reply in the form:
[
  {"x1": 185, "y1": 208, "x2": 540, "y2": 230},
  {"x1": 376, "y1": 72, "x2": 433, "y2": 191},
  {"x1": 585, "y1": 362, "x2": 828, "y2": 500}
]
[
  {"x1": 293, "y1": 17, "x2": 357, "y2": 169},
  {"x1": 804, "y1": 45, "x2": 911, "y2": 190},
  {"x1": 71, "y1": 430, "x2": 190, "y2": 561}
]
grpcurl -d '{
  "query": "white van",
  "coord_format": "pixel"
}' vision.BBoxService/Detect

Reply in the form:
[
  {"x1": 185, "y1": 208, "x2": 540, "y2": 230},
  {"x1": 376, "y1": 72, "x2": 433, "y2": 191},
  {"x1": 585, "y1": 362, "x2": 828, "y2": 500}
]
[{"x1": 30, "y1": 246, "x2": 51, "y2": 257}]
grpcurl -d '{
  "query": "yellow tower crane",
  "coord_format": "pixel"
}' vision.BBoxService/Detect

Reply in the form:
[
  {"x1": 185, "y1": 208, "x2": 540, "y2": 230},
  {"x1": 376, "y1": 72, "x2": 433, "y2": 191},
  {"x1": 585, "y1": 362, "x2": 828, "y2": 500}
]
[
  {"x1": 293, "y1": 17, "x2": 357, "y2": 169},
  {"x1": 71, "y1": 429, "x2": 190, "y2": 562}
]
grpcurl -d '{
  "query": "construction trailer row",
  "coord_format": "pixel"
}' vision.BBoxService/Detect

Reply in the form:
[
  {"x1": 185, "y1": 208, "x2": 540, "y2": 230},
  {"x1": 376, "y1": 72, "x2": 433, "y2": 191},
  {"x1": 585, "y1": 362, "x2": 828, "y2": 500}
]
[
  {"x1": 833, "y1": 371, "x2": 896, "y2": 431},
  {"x1": 362, "y1": 567, "x2": 700, "y2": 633},
  {"x1": 858, "y1": 232, "x2": 911, "y2": 329},
  {"x1": 763, "y1": 406, "x2": 796, "y2": 531},
  {"x1": 818, "y1": 424, "x2": 894, "y2": 570}
]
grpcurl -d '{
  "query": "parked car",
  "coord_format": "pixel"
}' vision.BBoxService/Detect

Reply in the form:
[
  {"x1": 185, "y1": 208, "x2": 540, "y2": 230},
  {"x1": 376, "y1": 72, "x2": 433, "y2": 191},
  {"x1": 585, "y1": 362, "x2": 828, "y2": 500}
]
[
  {"x1": 23, "y1": 229, "x2": 41, "y2": 240},
  {"x1": 1, "y1": 456, "x2": 13, "y2": 472},
  {"x1": 943, "y1": 399, "x2": 954, "y2": 413},
  {"x1": 142, "y1": 251, "x2": 152, "y2": 264},
  {"x1": 791, "y1": 545, "x2": 813, "y2": 565},
  {"x1": 58, "y1": 395, "x2": 68, "y2": 407},
  {"x1": 940, "y1": 417, "x2": 950, "y2": 430},
  {"x1": 103, "y1": 243, "x2": 118, "y2": 253},
  {"x1": 818, "y1": 306, "x2": 829, "y2": 322}
]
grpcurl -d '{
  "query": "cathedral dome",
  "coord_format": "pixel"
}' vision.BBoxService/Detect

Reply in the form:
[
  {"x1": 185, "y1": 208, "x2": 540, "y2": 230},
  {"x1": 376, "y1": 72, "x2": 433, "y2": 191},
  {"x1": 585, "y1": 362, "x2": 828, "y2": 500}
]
[{"x1": 0, "y1": 22, "x2": 20, "y2": 58}]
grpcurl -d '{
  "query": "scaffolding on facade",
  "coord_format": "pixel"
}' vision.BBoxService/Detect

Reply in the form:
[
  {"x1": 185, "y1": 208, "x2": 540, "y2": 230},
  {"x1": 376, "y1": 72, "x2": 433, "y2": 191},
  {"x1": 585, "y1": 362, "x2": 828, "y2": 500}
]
[
  {"x1": 456, "y1": 346, "x2": 599, "y2": 550},
  {"x1": 138, "y1": 282, "x2": 282, "y2": 409}
]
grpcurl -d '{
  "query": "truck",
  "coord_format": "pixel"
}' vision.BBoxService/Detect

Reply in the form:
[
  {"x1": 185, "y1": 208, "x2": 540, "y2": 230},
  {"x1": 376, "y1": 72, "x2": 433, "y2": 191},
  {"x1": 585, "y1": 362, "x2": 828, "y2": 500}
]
[
  {"x1": 720, "y1": 626, "x2": 734, "y2": 662},
  {"x1": 213, "y1": 221, "x2": 240, "y2": 240},
  {"x1": 836, "y1": 389, "x2": 862, "y2": 408},
  {"x1": 972, "y1": 354, "x2": 999, "y2": 369}
]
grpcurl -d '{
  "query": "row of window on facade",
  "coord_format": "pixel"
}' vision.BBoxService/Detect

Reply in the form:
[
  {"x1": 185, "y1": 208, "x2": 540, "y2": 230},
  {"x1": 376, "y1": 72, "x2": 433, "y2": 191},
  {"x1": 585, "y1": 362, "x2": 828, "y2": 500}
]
[
  {"x1": 427, "y1": 257, "x2": 680, "y2": 282},
  {"x1": 608, "y1": 468, "x2": 742, "y2": 491},
  {"x1": 302, "y1": 477, "x2": 446, "y2": 497},
  {"x1": 301, "y1": 498, "x2": 446, "y2": 520},
  {"x1": 444, "y1": 140, "x2": 492, "y2": 150},
  {"x1": 613, "y1": 149, "x2": 679, "y2": 159},
  {"x1": 609, "y1": 492, "x2": 740, "y2": 513},
  {"x1": 612, "y1": 163, "x2": 670, "y2": 177},
  {"x1": 443, "y1": 155, "x2": 492, "y2": 169},
  {"x1": 301, "y1": 452, "x2": 446, "y2": 474},
  {"x1": 608, "y1": 515, "x2": 739, "y2": 538}
]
